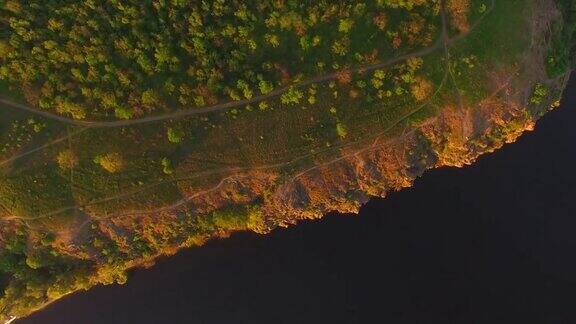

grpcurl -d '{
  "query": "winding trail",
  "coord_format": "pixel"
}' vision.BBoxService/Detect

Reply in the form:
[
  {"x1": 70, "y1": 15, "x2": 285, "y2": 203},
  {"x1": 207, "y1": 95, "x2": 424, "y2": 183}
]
[
  {"x1": 0, "y1": 0, "x2": 495, "y2": 130},
  {"x1": 0, "y1": 128, "x2": 87, "y2": 167},
  {"x1": 0, "y1": 30, "x2": 445, "y2": 128}
]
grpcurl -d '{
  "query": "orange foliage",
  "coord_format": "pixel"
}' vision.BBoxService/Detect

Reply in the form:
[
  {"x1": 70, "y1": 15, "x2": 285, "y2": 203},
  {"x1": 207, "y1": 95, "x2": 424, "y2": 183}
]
[
  {"x1": 411, "y1": 76, "x2": 433, "y2": 101},
  {"x1": 401, "y1": 14, "x2": 426, "y2": 45},
  {"x1": 447, "y1": 0, "x2": 470, "y2": 33},
  {"x1": 392, "y1": 35, "x2": 402, "y2": 49},
  {"x1": 373, "y1": 13, "x2": 388, "y2": 30},
  {"x1": 273, "y1": 63, "x2": 291, "y2": 83},
  {"x1": 349, "y1": 89, "x2": 360, "y2": 99},
  {"x1": 56, "y1": 149, "x2": 79, "y2": 170},
  {"x1": 363, "y1": 49, "x2": 379, "y2": 64},
  {"x1": 336, "y1": 69, "x2": 352, "y2": 85},
  {"x1": 195, "y1": 85, "x2": 218, "y2": 105}
]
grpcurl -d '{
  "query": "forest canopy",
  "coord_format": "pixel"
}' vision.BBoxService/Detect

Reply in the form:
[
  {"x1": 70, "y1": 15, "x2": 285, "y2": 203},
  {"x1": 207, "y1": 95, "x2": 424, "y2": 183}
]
[{"x1": 0, "y1": 0, "x2": 441, "y2": 120}]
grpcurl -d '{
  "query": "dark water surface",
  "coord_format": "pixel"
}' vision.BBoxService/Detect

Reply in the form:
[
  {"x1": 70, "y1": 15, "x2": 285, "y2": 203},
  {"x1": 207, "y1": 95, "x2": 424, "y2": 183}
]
[{"x1": 21, "y1": 74, "x2": 576, "y2": 323}]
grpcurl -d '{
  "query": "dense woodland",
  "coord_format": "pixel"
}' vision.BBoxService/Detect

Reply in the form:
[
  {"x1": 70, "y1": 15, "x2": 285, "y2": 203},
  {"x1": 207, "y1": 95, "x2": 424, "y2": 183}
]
[{"x1": 0, "y1": 0, "x2": 441, "y2": 119}]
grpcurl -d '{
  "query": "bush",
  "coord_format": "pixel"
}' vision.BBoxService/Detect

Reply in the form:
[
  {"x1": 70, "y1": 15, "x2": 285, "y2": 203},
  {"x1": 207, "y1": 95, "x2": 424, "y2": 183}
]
[
  {"x1": 212, "y1": 208, "x2": 248, "y2": 231},
  {"x1": 161, "y1": 158, "x2": 174, "y2": 175},
  {"x1": 167, "y1": 127, "x2": 186, "y2": 144},
  {"x1": 530, "y1": 83, "x2": 548, "y2": 105},
  {"x1": 246, "y1": 205, "x2": 269, "y2": 234},
  {"x1": 336, "y1": 122, "x2": 348, "y2": 139},
  {"x1": 94, "y1": 153, "x2": 125, "y2": 173},
  {"x1": 280, "y1": 87, "x2": 304, "y2": 105},
  {"x1": 56, "y1": 150, "x2": 79, "y2": 170}
]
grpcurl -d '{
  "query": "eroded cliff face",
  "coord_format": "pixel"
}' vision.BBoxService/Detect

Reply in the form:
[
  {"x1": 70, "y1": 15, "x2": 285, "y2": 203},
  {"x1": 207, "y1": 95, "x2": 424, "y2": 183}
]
[
  {"x1": 184, "y1": 0, "x2": 566, "y2": 228},
  {"x1": 261, "y1": 79, "x2": 546, "y2": 226},
  {"x1": 93, "y1": 25, "x2": 566, "y2": 266},
  {"x1": 92, "y1": 95, "x2": 545, "y2": 254},
  {"x1": 80, "y1": 0, "x2": 567, "y2": 278}
]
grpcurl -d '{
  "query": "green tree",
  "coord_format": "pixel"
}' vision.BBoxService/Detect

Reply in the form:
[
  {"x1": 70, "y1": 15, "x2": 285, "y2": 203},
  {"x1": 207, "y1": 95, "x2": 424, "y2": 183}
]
[
  {"x1": 167, "y1": 126, "x2": 186, "y2": 143},
  {"x1": 280, "y1": 87, "x2": 304, "y2": 105},
  {"x1": 94, "y1": 153, "x2": 125, "y2": 173},
  {"x1": 56, "y1": 150, "x2": 79, "y2": 170},
  {"x1": 336, "y1": 122, "x2": 348, "y2": 139}
]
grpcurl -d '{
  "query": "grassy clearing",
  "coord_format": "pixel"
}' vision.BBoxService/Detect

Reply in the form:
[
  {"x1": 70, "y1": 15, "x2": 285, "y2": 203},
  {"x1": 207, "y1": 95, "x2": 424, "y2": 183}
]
[
  {"x1": 0, "y1": 166, "x2": 75, "y2": 220},
  {"x1": 446, "y1": 0, "x2": 531, "y2": 103},
  {"x1": 452, "y1": 0, "x2": 529, "y2": 64},
  {"x1": 546, "y1": 0, "x2": 576, "y2": 77}
]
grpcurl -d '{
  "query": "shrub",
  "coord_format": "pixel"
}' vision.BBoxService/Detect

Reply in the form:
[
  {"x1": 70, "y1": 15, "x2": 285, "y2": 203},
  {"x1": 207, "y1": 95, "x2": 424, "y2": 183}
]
[
  {"x1": 336, "y1": 122, "x2": 348, "y2": 139},
  {"x1": 246, "y1": 206, "x2": 269, "y2": 234},
  {"x1": 280, "y1": 87, "x2": 304, "y2": 105},
  {"x1": 56, "y1": 150, "x2": 78, "y2": 170},
  {"x1": 411, "y1": 76, "x2": 433, "y2": 101},
  {"x1": 94, "y1": 153, "x2": 125, "y2": 173},
  {"x1": 530, "y1": 83, "x2": 548, "y2": 105},
  {"x1": 167, "y1": 127, "x2": 186, "y2": 144},
  {"x1": 161, "y1": 157, "x2": 174, "y2": 175}
]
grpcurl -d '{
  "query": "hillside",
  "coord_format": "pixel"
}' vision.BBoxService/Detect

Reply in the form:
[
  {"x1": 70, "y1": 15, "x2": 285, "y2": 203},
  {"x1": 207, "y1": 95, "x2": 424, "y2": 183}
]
[{"x1": 0, "y1": 0, "x2": 575, "y2": 321}]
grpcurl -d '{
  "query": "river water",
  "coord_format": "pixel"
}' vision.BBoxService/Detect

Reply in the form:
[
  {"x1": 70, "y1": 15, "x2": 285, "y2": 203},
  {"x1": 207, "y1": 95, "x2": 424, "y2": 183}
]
[{"x1": 20, "y1": 74, "x2": 576, "y2": 323}]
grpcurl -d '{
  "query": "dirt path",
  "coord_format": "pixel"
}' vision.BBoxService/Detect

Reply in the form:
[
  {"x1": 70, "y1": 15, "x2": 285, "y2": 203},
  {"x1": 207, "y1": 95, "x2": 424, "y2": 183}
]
[
  {"x1": 0, "y1": 16, "x2": 447, "y2": 128},
  {"x1": 0, "y1": 127, "x2": 87, "y2": 167},
  {"x1": 0, "y1": 0, "x2": 496, "y2": 133}
]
